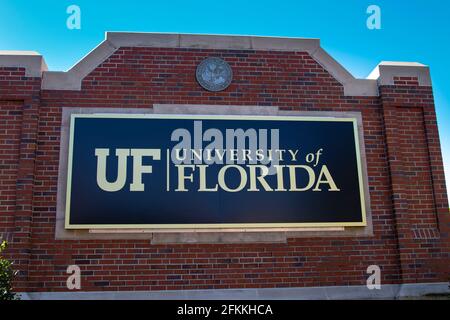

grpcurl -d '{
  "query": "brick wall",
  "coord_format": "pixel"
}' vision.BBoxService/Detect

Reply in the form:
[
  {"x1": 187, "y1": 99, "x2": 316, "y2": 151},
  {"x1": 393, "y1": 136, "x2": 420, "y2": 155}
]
[{"x1": 0, "y1": 46, "x2": 448, "y2": 292}]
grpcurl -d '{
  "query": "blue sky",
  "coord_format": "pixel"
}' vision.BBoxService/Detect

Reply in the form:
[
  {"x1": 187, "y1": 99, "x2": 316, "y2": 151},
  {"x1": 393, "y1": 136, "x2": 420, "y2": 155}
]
[{"x1": 1, "y1": 0, "x2": 449, "y2": 199}]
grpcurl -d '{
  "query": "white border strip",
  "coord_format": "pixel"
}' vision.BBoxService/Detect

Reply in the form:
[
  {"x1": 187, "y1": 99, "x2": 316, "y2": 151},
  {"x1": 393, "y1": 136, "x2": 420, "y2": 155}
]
[{"x1": 20, "y1": 282, "x2": 450, "y2": 300}]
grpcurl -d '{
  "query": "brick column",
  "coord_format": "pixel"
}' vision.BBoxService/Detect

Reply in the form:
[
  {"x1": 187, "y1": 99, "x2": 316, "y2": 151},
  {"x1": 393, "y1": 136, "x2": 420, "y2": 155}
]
[
  {"x1": 0, "y1": 52, "x2": 46, "y2": 291},
  {"x1": 375, "y1": 62, "x2": 450, "y2": 283}
]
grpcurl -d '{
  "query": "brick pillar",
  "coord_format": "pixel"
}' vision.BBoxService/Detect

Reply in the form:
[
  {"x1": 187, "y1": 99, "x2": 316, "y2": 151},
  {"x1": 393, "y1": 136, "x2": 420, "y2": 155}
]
[
  {"x1": 375, "y1": 62, "x2": 450, "y2": 283},
  {"x1": 0, "y1": 53, "x2": 46, "y2": 291}
]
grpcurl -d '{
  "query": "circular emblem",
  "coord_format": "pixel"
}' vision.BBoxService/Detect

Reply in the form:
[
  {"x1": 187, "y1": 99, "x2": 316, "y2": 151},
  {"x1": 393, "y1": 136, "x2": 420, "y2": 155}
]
[{"x1": 196, "y1": 57, "x2": 232, "y2": 92}]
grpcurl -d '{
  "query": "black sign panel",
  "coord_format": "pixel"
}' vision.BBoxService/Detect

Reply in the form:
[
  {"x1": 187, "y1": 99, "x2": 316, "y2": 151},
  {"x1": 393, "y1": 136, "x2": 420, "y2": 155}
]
[{"x1": 65, "y1": 114, "x2": 367, "y2": 229}]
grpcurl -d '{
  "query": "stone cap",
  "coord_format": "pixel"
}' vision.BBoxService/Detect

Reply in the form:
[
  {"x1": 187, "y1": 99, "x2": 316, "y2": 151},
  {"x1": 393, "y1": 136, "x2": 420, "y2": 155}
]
[
  {"x1": 368, "y1": 61, "x2": 431, "y2": 86},
  {"x1": 41, "y1": 32, "x2": 378, "y2": 95},
  {"x1": 0, "y1": 50, "x2": 48, "y2": 77},
  {"x1": 106, "y1": 32, "x2": 321, "y2": 52}
]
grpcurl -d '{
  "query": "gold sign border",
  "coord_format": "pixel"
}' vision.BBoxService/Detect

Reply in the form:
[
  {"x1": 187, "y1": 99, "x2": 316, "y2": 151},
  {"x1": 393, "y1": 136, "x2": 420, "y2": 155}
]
[{"x1": 65, "y1": 114, "x2": 367, "y2": 229}]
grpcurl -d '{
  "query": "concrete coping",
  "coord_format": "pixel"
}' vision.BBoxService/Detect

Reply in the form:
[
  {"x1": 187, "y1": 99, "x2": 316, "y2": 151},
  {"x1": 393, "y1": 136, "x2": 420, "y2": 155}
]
[
  {"x1": 0, "y1": 50, "x2": 48, "y2": 77},
  {"x1": 367, "y1": 61, "x2": 431, "y2": 86},
  {"x1": 0, "y1": 32, "x2": 432, "y2": 95}
]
